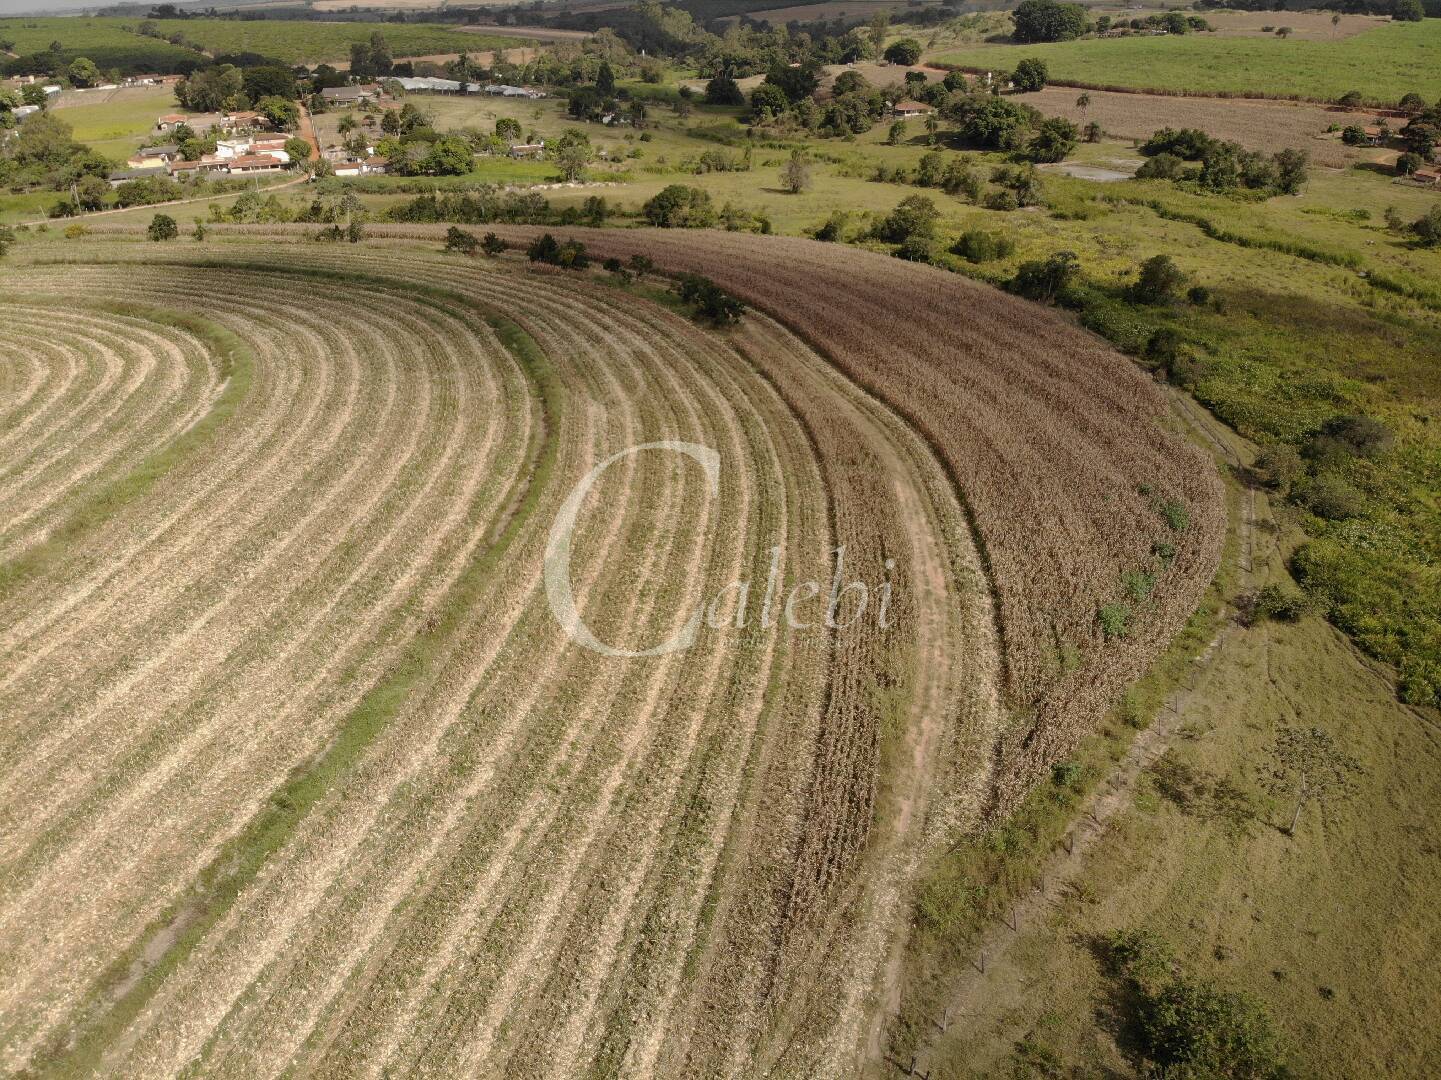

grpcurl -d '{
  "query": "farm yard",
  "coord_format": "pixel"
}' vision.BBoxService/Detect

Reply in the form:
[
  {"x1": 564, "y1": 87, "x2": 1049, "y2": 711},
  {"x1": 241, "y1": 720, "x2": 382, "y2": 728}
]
[
  {"x1": 932, "y1": 18, "x2": 1441, "y2": 102},
  {"x1": 0, "y1": 229, "x2": 1220, "y2": 1075}
]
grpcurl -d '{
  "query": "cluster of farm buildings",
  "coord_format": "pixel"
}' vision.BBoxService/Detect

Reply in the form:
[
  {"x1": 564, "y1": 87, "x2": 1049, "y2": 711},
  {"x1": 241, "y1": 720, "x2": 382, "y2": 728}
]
[{"x1": 106, "y1": 111, "x2": 299, "y2": 185}]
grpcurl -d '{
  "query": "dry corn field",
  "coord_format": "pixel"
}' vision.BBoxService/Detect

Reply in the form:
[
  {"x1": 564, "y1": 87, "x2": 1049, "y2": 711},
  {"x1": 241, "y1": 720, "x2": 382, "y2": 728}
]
[{"x1": 0, "y1": 230, "x2": 1223, "y2": 1077}]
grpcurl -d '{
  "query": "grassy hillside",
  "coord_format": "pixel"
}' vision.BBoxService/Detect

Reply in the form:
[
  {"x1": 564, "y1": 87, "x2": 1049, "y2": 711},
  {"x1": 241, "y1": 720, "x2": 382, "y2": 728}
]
[
  {"x1": 932, "y1": 19, "x2": 1441, "y2": 102},
  {"x1": 0, "y1": 17, "x2": 518, "y2": 66}
]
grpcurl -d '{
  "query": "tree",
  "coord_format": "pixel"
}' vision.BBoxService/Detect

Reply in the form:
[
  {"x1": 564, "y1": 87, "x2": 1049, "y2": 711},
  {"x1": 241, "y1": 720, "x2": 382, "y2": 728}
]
[
  {"x1": 763, "y1": 60, "x2": 821, "y2": 104},
  {"x1": 67, "y1": 57, "x2": 100, "y2": 88},
  {"x1": 1409, "y1": 204, "x2": 1441, "y2": 245},
  {"x1": 1130, "y1": 254, "x2": 1186, "y2": 303},
  {"x1": 1272, "y1": 147, "x2": 1309, "y2": 194},
  {"x1": 256, "y1": 96, "x2": 299, "y2": 131},
  {"x1": 548, "y1": 128, "x2": 593, "y2": 182},
  {"x1": 243, "y1": 65, "x2": 298, "y2": 103},
  {"x1": 780, "y1": 148, "x2": 811, "y2": 193},
  {"x1": 1012, "y1": 57, "x2": 1048, "y2": 93},
  {"x1": 74, "y1": 174, "x2": 110, "y2": 211},
  {"x1": 1012, "y1": 0, "x2": 1090, "y2": 43},
  {"x1": 284, "y1": 136, "x2": 312, "y2": 166},
  {"x1": 875, "y1": 194, "x2": 938, "y2": 243},
  {"x1": 642, "y1": 184, "x2": 716, "y2": 227},
  {"x1": 868, "y1": 11, "x2": 890, "y2": 59},
  {"x1": 883, "y1": 38, "x2": 922, "y2": 66},
  {"x1": 339, "y1": 114, "x2": 358, "y2": 138},
  {"x1": 1083, "y1": 120, "x2": 1102, "y2": 143},
  {"x1": 1265, "y1": 726, "x2": 1361, "y2": 835},
  {"x1": 176, "y1": 65, "x2": 244, "y2": 113},
  {"x1": 748, "y1": 83, "x2": 790, "y2": 123},
  {"x1": 1075, "y1": 91, "x2": 1090, "y2": 117},
  {"x1": 349, "y1": 42, "x2": 374, "y2": 79},
  {"x1": 482, "y1": 232, "x2": 506, "y2": 256},
  {"x1": 595, "y1": 60, "x2": 615, "y2": 96},
  {"x1": 495, "y1": 116, "x2": 522, "y2": 141},
  {"x1": 1396, "y1": 150, "x2": 1423, "y2": 176},
  {"x1": 704, "y1": 75, "x2": 744, "y2": 106},
  {"x1": 423, "y1": 136, "x2": 473, "y2": 176},
  {"x1": 368, "y1": 31, "x2": 394, "y2": 76},
  {"x1": 445, "y1": 225, "x2": 480, "y2": 255},
  {"x1": 147, "y1": 213, "x2": 179, "y2": 242},
  {"x1": 1394, "y1": 0, "x2": 1424, "y2": 21},
  {"x1": 1026, "y1": 116, "x2": 1077, "y2": 162},
  {"x1": 1011, "y1": 250, "x2": 1078, "y2": 303},
  {"x1": 675, "y1": 273, "x2": 744, "y2": 324},
  {"x1": 886, "y1": 119, "x2": 906, "y2": 145}
]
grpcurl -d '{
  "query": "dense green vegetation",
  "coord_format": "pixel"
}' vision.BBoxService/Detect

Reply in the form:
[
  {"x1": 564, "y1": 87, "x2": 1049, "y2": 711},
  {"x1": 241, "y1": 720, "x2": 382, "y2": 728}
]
[{"x1": 935, "y1": 19, "x2": 1441, "y2": 102}]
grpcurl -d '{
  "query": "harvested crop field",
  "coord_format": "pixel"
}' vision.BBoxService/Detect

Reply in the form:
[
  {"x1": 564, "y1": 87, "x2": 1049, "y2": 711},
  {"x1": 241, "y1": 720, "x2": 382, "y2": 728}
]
[
  {"x1": 0, "y1": 230, "x2": 1223, "y2": 1076},
  {"x1": 1016, "y1": 86, "x2": 1368, "y2": 167}
]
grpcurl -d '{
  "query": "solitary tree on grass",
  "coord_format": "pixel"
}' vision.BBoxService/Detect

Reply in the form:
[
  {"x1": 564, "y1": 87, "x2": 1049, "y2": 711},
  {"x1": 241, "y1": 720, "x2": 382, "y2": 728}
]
[
  {"x1": 1265, "y1": 726, "x2": 1361, "y2": 836},
  {"x1": 147, "y1": 214, "x2": 178, "y2": 242},
  {"x1": 780, "y1": 148, "x2": 811, "y2": 194}
]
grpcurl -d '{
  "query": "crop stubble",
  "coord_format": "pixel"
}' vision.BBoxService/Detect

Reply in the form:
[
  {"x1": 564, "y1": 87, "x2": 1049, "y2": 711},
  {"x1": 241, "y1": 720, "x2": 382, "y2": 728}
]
[{"x1": 0, "y1": 228, "x2": 1222, "y2": 1077}]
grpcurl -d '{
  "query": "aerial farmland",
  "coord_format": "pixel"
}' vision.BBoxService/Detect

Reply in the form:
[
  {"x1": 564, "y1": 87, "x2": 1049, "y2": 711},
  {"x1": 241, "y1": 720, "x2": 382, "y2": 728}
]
[{"x1": 1, "y1": 0, "x2": 1439, "y2": 1076}]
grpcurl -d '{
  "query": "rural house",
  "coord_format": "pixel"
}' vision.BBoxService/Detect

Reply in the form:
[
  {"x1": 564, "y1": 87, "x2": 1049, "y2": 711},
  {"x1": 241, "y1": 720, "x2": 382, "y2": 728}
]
[
  {"x1": 321, "y1": 84, "x2": 381, "y2": 107},
  {"x1": 892, "y1": 100, "x2": 935, "y2": 119}
]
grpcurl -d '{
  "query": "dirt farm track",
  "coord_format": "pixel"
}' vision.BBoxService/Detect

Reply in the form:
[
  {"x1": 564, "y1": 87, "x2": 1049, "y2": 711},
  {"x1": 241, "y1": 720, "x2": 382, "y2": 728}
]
[{"x1": 0, "y1": 230, "x2": 1223, "y2": 1076}]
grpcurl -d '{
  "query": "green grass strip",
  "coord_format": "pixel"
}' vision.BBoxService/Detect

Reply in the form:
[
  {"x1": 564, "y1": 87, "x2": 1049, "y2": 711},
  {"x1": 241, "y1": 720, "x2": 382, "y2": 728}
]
[
  {"x1": 29, "y1": 262, "x2": 560, "y2": 1078},
  {"x1": 0, "y1": 302, "x2": 252, "y2": 604}
]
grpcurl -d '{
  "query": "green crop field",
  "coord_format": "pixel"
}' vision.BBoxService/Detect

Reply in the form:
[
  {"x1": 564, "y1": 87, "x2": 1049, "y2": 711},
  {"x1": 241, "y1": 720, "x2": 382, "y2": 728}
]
[
  {"x1": 932, "y1": 19, "x2": 1441, "y2": 103},
  {"x1": 0, "y1": 17, "x2": 520, "y2": 67},
  {"x1": 53, "y1": 86, "x2": 176, "y2": 160}
]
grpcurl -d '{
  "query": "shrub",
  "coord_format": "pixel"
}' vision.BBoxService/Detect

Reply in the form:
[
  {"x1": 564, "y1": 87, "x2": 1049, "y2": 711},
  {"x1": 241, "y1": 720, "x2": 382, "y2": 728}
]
[
  {"x1": 1159, "y1": 499, "x2": 1190, "y2": 532},
  {"x1": 1098, "y1": 602, "x2": 1131, "y2": 640},
  {"x1": 146, "y1": 213, "x2": 178, "y2": 242},
  {"x1": 642, "y1": 184, "x2": 716, "y2": 228},
  {"x1": 1011, "y1": 250, "x2": 1079, "y2": 303},
  {"x1": 1012, "y1": 57, "x2": 1048, "y2": 92},
  {"x1": 1304, "y1": 473, "x2": 1367, "y2": 520},
  {"x1": 952, "y1": 229, "x2": 1016, "y2": 263},
  {"x1": 883, "y1": 38, "x2": 923, "y2": 65},
  {"x1": 1141, "y1": 127, "x2": 1214, "y2": 160},
  {"x1": 1252, "y1": 584, "x2": 1311, "y2": 623},
  {"x1": 1135, "y1": 152, "x2": 1184, "y2": 181},
  {"x1": 675, "y1": 272, "x2": 744, "y2": 324},
  {"x1": 1252, "y1": 444, "x2": 1303, "y2": 491},
  {"x1": 526, "y1": 232, "x2": 589, "y2": 268},
  {"x1": 1130, "y1": 254, "x2": 1185, "y2": 304},
  {"x1": 1306, "y1": 414, "x2": 1393, "y2": 460},
  {"x1": 1396, "y1": 152, "x2": 1423, "y2": 176},
  {"x1": 1026, "y1": 117, "x2": 1078, "y2": 163},
  {"x1": 481, "y1": 232, "x2": 505, "y2": 256},
  {"x1": 875, "y1": 194, "x2": 939, "y2": 244},
  {"x1": 703, "y1": 75, "x2": 744, "y2": 106},
  {"x1": 1139, "y1": 977, "x2": 1286, "y2": 1078},
  {"x1": 1413, "y1": 205, "x2": 1441, "y2": 248},
  {"x1": 444, "y1": 225, "x2": 479, "y2": 255}
]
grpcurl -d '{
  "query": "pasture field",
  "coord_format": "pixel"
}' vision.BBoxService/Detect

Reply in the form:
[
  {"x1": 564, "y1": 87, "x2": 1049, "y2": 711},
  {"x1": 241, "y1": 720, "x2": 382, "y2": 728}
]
[
  {"x1": 45, "y1": 85, "x2": 175, "y2": 161},
  {"x1": 0, "y1": 17, "x2": 519, "y2": 67},
  {"x1": 932, "y1": 18, "x2": 1441, "y2": 103},
  {"x1": 0, "y1": 229, "x2": 1218, "y2": 1075}
]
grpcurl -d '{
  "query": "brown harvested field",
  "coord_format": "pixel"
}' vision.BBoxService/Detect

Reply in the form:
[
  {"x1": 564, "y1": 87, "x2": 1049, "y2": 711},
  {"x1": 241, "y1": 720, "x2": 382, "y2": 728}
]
[
  {"x1": 1196, "y1": 10, "x2": 1390, "y2": 40},
  {"x1": 0, "y1": 228, "x2": 1222, "y2": 1075},
  {"x1": 1016, "y1": 85, "x2": 1372, "y2": 166}
]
